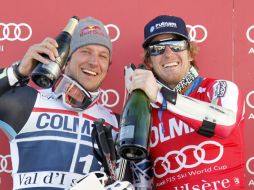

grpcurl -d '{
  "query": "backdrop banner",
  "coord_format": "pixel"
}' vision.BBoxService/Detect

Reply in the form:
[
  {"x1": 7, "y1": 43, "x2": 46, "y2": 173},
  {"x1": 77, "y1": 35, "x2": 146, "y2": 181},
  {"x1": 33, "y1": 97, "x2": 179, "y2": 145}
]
[{"x1": 0, "y1": 0, "x2": 253, "y2": 189}]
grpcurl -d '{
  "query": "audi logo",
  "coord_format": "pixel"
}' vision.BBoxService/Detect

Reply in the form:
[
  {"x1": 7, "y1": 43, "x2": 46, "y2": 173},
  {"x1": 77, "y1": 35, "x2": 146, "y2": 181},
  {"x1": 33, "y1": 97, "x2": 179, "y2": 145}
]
[
  {"x1": 246, "y1": 156, "x2": 254, "y2": 175},
  {"x1": 246, "y1": 25, "x2": 254, "y2": 43},
  {"x1": 99, "y1": 89, "x2": 120, "y2": 108},
  {"x1": 187, "y1": 25, "x2": 208, "y2": 43},
  {"x1": 105, "y1": 24, "x2": 120, "y2": 42},
  {"x1": 153, "y1": 141, "x2": 223, "y2": 178},
  {"x1": 0, "y1": 154, "x2": 12, "y2": 173},
  {"x1": 246, "y1": 90, "x2": 254, "y2": 109},
  {"x1": 0, "y1": 23, "x2": 32, "y2": 41}
]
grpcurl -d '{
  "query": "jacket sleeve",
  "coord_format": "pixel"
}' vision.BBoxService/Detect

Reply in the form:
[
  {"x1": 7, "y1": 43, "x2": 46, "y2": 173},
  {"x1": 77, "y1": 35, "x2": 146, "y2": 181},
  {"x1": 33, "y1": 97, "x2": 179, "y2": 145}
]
[
  {"x1": 0, "y1": 67, "x2": 38, "y2": 136},
  {"x1": 154, "y1": 80, "x2": 244, "y2": 138}
]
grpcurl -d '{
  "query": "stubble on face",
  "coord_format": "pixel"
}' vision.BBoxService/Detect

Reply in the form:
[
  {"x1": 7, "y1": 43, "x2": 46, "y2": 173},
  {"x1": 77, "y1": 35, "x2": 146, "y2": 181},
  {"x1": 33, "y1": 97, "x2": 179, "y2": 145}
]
[
  {"x1": 148, "y1": 34, "x2": 192, "y2": 89},
  {"x1": 64, "y1": 45, "x2": 110, "y2": 92}
]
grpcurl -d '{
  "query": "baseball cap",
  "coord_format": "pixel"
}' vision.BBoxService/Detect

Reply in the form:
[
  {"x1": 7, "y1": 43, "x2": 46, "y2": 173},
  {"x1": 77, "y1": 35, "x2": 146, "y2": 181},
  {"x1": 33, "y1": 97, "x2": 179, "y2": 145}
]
[
  {"x1": 70, "y1": 17, "x2": 112, "y2": 60},
  {"x1": 142, "y1": 15, "x2": 189, "y2": 48}
]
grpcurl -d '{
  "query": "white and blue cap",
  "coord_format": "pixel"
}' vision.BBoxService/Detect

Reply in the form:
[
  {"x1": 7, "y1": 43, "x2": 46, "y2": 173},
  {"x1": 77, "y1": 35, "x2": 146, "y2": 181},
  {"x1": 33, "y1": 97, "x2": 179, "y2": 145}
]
[{"x1": 143, "y1": 15, "x2": 189, "y2": 48}]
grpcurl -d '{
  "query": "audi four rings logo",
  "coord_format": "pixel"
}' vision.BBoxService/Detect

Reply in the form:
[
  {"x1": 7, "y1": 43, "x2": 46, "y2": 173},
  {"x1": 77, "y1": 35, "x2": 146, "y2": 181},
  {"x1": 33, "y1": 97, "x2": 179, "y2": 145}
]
[
  {"x1": 246, "y1": 156, "x2": 254, "y2": 175},
  {"x1": 105, "y1": 24, "x2": 120, "y2": 42},
  {"x1": 153, "y1": 141, "x2": 223, "y2": 178},
  {"x1": 246, "y1": 90, "x2": 254, "y2": 109},
  {"x1": 187, "y1": 25, "x2": 208, "y2": 43},
  {"x1": 0, "y1": 23, "x2": 32, "y2": 41},
  {"x1": 0, "y1": 154, "x2": 12, "y2": 173},
  {"x1": 99, "y1": 89, "x2": 120, "y2": 107},
  {"x1": 246, "y1": 25, "x2": 254, "y2": 43}
]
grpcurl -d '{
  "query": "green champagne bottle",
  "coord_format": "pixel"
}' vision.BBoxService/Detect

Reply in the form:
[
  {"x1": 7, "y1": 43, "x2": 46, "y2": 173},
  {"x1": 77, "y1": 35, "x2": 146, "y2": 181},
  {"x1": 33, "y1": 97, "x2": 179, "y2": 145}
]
[
  {"x1": 119, "y1": 64, "x2": 152, "y2": 161},
  {"x1": 31, "y1": 16, "x2": 79, "y2": 88}
]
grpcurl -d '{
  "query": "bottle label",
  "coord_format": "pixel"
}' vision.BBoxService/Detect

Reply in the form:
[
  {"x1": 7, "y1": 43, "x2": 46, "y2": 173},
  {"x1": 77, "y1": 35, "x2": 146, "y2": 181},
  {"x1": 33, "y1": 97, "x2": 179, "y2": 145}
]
[
  {"x1": 41, "y1": 61, "x2": 61, "y2": 77},
  {"x1": 119, "y1": 125, "x2": 134, "y2": 140}
]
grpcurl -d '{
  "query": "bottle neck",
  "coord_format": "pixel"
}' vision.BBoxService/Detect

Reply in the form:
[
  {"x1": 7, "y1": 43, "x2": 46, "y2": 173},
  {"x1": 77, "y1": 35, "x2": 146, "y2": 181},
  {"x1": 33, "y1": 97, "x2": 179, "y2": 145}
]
[{"x1": 63, "y1": 17, "x2": 79, "y2": 36}]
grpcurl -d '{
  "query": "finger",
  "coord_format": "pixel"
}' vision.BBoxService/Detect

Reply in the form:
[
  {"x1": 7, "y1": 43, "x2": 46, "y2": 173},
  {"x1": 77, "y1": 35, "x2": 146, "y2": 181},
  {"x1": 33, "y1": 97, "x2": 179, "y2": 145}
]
[
  {"x1": 132, "y1": 72, "x2": 148, "y2": 88},
  {"x1": 34, "y1": 45, "x2": 57, "y2": 62},
  {"x1": 41, "y1": 37, "x2": 59, "y2": 57},
  {"x1": 44, "y1": 42, "x2": 59, "y2": 58},
  {"x1": 130, "y1": 77, "x2": 145, "y2": 92},
  {"x1": 131, "y1": 71, "x2": 159, "y2": 101},
  {"x1": 32, "y1": 52, "x2": 51, "y2": 65},
  {"x1": 42, "y1": 37, "x2": 59, "y2": 48},
  {"x1": 133, "y1": 68, "x2": 149, "y2": 75}
]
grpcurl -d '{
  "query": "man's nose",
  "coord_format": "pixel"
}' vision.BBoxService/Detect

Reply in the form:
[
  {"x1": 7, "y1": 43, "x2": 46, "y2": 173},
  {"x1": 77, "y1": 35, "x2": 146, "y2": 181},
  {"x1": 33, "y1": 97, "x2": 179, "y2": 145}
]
[
  {"x1": 88, "y1": 54, "x2": 99, "y2": 65},
  {"x1": 164, "y1": 45, "x2": 174, "y2": 55}
]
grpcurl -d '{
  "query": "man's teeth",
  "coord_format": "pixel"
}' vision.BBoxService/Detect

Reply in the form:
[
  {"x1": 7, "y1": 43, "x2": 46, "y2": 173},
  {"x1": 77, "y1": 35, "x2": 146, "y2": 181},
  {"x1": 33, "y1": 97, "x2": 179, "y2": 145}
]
[
  {"x1": 164, "y1": 62, "x2": 178, "y2": 67},
  {"x1": 82, "y1": 69, "x2": 97, "y2": 76}
]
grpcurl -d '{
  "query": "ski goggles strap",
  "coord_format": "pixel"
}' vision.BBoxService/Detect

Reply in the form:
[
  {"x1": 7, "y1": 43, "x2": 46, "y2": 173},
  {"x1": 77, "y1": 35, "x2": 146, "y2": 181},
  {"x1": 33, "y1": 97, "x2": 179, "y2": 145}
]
[{"x1": 53, "y1": 74, "x2": 95, "y2": 110}]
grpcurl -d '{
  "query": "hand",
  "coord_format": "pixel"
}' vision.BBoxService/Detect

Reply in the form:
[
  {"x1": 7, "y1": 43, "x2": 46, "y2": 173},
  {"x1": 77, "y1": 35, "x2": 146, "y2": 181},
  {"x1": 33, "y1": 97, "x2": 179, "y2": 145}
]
[
  {"x1": 130, "y1": 69, "x2": 159, "y2": 102},
  {"x1": 18, "y1": 37, "x2": 59, "y2": 76}
]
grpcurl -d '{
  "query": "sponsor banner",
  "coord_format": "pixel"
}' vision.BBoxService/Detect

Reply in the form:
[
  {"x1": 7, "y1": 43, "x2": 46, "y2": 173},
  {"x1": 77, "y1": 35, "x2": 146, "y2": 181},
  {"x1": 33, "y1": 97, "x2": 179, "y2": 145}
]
[
  {"x1": 234, "y1": 0, "x2": 254, "y2": 187},
  {"x1": 12, "y1": 171, "x2": 84, "y2": 189},
  {"x1": 0, "y1": 0, "x2": 253, "y2": 188}
]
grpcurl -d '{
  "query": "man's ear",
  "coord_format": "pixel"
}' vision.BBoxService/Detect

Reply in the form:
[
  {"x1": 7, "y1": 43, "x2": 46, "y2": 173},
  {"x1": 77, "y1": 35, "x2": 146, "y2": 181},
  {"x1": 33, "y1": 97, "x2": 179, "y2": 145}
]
[
  {"x1": 145, "y1": 58, "x2": 153, "y2": 70},
  {"x1": 148, "y1": 61, "x2": 153, "y2": 69}
]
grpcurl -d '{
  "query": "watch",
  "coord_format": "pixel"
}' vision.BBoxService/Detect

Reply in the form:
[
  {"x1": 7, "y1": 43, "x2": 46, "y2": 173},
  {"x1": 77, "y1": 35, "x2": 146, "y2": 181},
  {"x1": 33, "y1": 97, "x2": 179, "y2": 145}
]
[{"x1": 12, "y1": 62, "x2": 30, "y2": 86}]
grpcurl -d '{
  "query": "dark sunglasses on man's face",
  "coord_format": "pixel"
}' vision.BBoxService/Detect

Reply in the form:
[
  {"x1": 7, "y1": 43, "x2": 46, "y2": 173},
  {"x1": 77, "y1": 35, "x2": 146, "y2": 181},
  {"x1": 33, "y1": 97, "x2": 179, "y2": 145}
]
[{"x1": 147, "y1": 39, "x2": 189, "y2": 56}]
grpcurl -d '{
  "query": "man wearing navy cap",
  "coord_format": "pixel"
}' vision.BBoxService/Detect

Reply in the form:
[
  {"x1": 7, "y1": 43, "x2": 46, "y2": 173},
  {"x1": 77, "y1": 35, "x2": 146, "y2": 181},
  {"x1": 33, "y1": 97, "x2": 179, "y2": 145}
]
[{"x1": 129, "y1": 15, "x2": 245, "y2": 190}]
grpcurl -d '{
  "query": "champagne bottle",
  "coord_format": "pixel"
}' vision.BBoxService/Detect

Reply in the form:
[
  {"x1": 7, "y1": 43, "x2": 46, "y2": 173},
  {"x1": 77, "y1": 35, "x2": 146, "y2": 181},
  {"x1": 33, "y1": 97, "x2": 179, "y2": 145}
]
[
  {"x1": 119, "y1": 64, "x2": 152, "y2": 161},
  {"x1": 31, "y1": 16, "x2": 79, "y2": 88}
]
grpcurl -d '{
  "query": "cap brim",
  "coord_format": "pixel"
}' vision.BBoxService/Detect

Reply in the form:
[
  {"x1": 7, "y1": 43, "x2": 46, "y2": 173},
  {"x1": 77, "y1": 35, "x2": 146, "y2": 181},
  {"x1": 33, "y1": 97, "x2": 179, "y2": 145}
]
[{"x1": 142, "y1": 32, "x2": 189, "y2": 48}]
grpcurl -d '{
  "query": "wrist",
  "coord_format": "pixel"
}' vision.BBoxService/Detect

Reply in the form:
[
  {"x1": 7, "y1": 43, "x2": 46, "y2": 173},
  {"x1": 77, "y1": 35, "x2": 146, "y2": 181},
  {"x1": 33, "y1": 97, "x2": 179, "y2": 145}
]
[{"x1": 12, "y1": 61, "x2": 30, "y2": 86}]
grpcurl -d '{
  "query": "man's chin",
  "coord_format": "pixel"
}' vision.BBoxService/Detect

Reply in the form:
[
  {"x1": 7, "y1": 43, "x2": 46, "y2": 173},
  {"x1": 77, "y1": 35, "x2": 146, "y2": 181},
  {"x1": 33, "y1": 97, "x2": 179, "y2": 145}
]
[{"x1": 83, "y1": 83, "x2": 100, "y2": 92}]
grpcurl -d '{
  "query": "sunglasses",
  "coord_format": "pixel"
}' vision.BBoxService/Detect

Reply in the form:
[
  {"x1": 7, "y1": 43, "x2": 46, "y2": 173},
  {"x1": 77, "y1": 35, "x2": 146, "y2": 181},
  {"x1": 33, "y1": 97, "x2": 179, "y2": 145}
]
[
  {"x1": 53, "y1": 75, "x2": 93, "y2": 110},
  {"x1": 147, "y1": 39, "x2": 189, "y2": 56}
]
